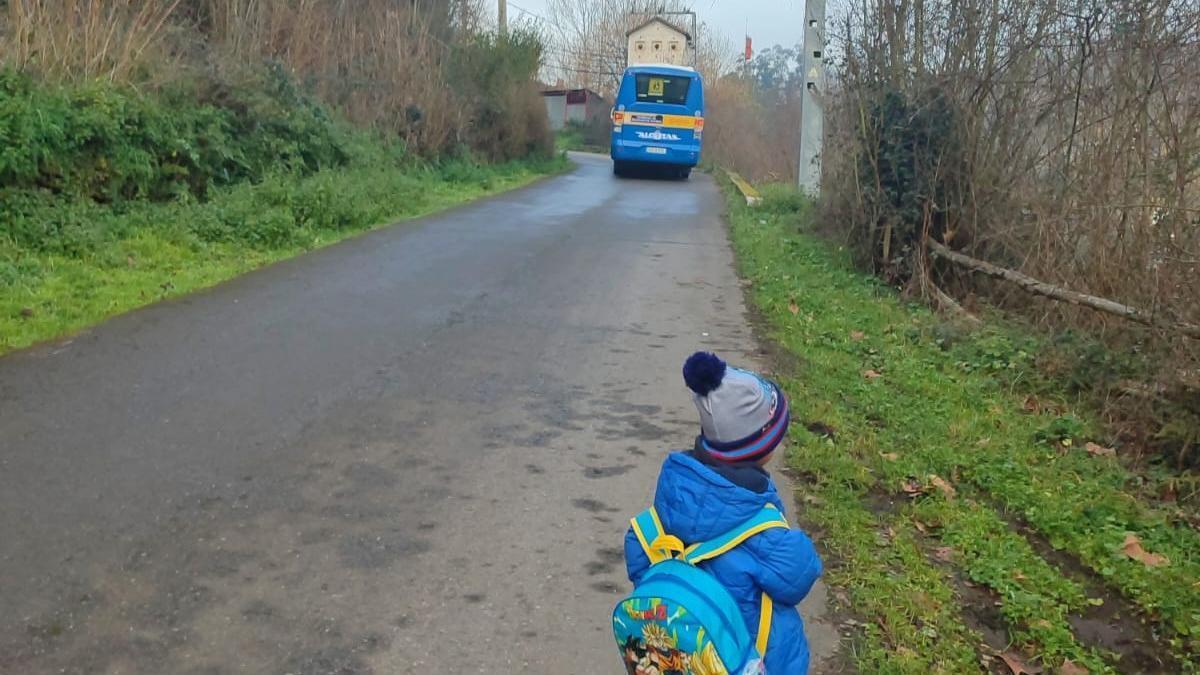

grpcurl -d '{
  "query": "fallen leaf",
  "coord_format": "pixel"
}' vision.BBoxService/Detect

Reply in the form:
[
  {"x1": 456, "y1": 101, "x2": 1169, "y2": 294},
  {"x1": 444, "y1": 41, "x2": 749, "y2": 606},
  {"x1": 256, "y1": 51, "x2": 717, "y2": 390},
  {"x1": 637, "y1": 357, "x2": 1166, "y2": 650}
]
[
  {"x1": 126, "y1": 254, "x2": 136, "y2": 268},
  {"x1": 1085, "y1": 442, "x2": 1116, "y2": 457},
  {"x1": 863, "y1": 369, "x2": 882, "y2": 379},
  {"x1": 998, "y1": 650, "x2": 1043, "y2": 675},
  {"x1": 788, "y1": 300, "x2": 799, "y2": 315},
  {"x1": 976, "y1": 437, "x2": 992, "y2": 447},
  {"x1": 1012, "y1": 570, "x2": 1027, "y2": 581},
  {"x1": 1121, "y1": 533, "x2": 1169, "y2": 567},
  {"x1": 1059, "y1": 659, "x2": 1089, "y2": 675},
  {"x1": 1022, "y1": 395, "x2": 1042, "y2": 413},
  {"x1": 929, "y1": 474, "x2": 957, "y2": 498},
  {"x1": 912, "y1": 519, "x2": 928, "y2": 534},
  {"x1": 932, "y1": 546, "x2": 954, "y2": 562},
  {"x1": 850, "y1": 330, "x2": 866, "y2": 341},
  {"x1": 19, "y1": 307, "x2": 34, "y2": 318},
  {"x1": 901, "y1": 478, "x2": 924, "y2": 496},
  {"x1": 880, "y1": 452, "x2": 900, "y2": 461}
]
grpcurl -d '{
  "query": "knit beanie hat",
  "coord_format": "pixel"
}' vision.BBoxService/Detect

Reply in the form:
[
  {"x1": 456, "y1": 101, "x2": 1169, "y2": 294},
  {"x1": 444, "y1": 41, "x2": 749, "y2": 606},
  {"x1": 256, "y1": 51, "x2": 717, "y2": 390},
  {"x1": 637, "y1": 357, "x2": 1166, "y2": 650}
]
[{"x1": 682, "y1": 351, "x2": 790, "y2": 463}]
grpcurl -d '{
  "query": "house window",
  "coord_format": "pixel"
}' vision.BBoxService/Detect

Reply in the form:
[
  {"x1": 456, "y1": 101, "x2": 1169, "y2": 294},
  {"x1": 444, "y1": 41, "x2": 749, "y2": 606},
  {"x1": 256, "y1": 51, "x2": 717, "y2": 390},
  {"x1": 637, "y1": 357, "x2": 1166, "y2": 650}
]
[
  {"x1": 636, "y1": 41, "x2": 645, "y2": 51},
  {"x1": 670, "y1": 42, "x2": 678, "y2": 51},
  {"x1": 653, "y1": 41, "x2": 662, "y2": 51}
]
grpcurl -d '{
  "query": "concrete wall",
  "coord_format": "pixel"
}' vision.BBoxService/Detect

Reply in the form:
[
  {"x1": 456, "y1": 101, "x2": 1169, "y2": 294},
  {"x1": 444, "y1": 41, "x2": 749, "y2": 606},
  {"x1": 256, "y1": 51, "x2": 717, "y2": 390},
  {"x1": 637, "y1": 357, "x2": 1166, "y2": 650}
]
[
  {"x1": 544, "y1": 94, "x2": 567, "y2": 130},
  {"x1": 543, "y1": 91, "x2": 609, "y2": 131}
]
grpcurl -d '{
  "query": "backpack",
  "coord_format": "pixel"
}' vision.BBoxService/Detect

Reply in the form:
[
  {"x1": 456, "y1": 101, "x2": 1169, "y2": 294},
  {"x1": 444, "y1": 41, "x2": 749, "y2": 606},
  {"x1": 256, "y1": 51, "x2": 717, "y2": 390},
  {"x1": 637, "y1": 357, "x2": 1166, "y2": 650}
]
[{"x1": 613, "y1": 504, "x2": 789, "y2": 675}]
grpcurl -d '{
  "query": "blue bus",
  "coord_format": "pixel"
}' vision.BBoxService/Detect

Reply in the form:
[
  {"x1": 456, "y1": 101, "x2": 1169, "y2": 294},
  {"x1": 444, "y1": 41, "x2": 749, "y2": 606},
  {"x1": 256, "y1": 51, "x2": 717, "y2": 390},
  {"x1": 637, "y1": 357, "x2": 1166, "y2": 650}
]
[{"x1": 610, "y1": 64, "x2": 704, "y2": 179}]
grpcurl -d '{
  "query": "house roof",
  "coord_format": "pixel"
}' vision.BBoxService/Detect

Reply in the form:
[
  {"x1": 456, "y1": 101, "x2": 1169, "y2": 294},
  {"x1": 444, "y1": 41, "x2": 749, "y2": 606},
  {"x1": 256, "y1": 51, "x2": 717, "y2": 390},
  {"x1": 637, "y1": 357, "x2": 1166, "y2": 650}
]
[
  {"x1": 539, "y1": 87, "x2": 606, "y2": 101},
  {"x1": 624, "y1": 63, "x2": 696, "y2": 75},
  {"x1": 625, "y1": 16, "x2": 692, "y2": 41}
]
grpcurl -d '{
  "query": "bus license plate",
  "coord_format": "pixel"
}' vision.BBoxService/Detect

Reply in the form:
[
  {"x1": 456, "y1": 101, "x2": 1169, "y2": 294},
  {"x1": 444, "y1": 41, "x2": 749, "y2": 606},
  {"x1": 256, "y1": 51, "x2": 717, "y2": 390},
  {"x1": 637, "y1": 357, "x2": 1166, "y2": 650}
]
[{"x1": 646, "y1": 147, "x2": 667, "y2": 155}]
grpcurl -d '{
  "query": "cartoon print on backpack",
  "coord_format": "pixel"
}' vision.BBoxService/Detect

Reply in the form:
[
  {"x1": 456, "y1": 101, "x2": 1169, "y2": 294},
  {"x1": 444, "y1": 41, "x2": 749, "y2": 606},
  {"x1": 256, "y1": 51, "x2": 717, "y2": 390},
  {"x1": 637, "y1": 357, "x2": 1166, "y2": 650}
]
[{"x1": 615, "y1": 597, "x2": 733, "y2": 675}]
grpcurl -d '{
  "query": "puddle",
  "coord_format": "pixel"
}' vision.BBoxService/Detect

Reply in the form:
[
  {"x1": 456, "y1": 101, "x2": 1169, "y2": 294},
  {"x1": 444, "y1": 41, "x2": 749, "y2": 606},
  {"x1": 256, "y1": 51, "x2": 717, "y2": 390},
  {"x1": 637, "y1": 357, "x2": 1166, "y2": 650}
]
[
  {"x1": 571, "y1": 498, "x2": 619, "y2": 513},
  {"x1": 584, "y1": 465, "x2": 636, "y2": 479},
  {"x1": 585, "y1": 547, "x2": 625, "y2": 576}
]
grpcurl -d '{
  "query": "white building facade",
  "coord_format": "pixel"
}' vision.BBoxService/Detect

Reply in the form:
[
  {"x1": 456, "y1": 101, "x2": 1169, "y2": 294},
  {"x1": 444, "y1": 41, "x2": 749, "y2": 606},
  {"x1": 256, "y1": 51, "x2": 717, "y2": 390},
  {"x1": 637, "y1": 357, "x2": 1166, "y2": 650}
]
[{"x1": 626, "y1": 17, "x2": 693, "y2": 67}]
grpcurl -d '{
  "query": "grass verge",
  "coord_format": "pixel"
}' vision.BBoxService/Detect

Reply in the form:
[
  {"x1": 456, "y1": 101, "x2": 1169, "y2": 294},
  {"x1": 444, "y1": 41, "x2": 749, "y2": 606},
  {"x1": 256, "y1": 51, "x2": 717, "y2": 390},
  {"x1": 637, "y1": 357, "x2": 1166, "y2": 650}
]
[
  {"x1": 554, "y1": 121, "x2": 608, "y2": 154},
  {"x1": 725, "y1": 181, "x2": 1198, "y2": 673},
  {"x1": 1, "y1": 155, "x2": 566, "y2": 354}
]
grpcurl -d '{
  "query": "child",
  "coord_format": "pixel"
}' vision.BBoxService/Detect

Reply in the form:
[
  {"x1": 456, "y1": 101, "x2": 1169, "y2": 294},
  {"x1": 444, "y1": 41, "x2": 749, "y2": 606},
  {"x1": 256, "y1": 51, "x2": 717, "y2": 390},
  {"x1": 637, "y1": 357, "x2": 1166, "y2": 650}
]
[{"x1": 624, "y1": 351, "x2": 823, "y2": 674}]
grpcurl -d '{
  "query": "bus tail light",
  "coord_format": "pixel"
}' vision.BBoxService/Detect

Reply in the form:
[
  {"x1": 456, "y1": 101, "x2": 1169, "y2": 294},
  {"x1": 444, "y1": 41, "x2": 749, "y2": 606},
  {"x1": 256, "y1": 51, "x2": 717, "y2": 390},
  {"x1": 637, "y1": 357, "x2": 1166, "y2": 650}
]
[
  {"x1": 694, "y1": 116, "x2": 704, "y2": 139},
  {"x1": 612, "y1": 110, "x2": 624, "y2": 130}
]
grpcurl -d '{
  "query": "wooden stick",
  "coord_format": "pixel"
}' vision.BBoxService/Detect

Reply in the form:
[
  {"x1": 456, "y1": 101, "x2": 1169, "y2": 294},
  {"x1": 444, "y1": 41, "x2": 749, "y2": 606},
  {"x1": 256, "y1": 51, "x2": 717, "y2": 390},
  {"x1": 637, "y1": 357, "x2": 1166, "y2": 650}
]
[{"x1": 928, "y1": 241, "x2": 1200, "y2": 339}]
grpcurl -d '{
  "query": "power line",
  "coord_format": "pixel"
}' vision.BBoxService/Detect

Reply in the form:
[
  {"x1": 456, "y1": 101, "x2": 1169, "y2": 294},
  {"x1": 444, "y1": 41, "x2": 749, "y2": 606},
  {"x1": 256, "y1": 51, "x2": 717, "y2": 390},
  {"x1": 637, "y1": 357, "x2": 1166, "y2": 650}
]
[
  {"x1": 508, "y1": 1, "x2": 559, "y2": 30},
  {"x1": 543, "y1": 46, "x2": 623, "y2": 60}
]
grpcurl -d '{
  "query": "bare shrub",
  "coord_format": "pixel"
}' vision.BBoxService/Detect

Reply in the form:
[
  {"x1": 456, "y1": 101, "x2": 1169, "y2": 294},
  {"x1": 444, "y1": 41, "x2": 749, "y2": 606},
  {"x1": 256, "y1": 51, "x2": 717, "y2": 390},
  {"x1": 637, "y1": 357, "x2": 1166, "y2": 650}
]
[
  {"x1": 823, "y1": 0, "x2": 1200, "y2": 464},
  {"x1": 0, "y1": 0, "x2": 551, "y2": 161},
  {"x1": 198, "y1": 0, "x2": 460, "y2": 154},
  {"x1": 0, "y1": 0, "x2": 185, "y2": 82},
  {"x1": 704, "y1": 76, "x2": 800, "y2": 183}
]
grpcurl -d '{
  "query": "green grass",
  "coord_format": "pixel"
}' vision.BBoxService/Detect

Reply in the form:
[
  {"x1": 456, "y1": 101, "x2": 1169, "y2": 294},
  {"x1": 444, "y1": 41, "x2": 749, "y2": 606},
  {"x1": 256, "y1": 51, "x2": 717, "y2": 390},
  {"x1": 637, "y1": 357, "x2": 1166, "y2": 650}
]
[
  {"x1": 554, "y1": 122, "x2": 608, "y2": 154},
  {"x1": 725, "y1": 183, "x2": 1199, "y2": 673},
  {"x1": 0, "y1": 155, "x2": 566, "y2": 354}
]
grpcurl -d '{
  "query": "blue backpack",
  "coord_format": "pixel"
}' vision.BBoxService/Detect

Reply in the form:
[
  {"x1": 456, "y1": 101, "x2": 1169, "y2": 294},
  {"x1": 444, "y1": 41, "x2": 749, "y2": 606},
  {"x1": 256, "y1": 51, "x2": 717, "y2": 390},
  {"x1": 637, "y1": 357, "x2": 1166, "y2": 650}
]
[{"x1": 613, "y1": 504, "x2": 788, "y2": 674}]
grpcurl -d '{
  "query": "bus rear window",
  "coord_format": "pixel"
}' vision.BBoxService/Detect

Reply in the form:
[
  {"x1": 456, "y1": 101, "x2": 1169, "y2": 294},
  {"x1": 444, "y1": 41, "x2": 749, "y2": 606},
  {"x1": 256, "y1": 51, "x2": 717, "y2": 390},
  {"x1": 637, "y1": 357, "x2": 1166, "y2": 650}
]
[{"x1": 635, "y1": 74, "x2": 691, "y2": 105}]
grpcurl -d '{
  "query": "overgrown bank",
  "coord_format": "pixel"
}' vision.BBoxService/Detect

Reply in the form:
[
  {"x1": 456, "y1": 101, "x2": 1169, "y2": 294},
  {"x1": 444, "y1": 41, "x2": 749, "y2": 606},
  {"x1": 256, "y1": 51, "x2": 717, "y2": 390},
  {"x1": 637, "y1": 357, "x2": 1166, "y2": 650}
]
[
  {"x1": 1, "y1": 143, "x2": 562, "y2": 353},
  {"x1": 725, "y1": 183, "x2": 1198, "y2": 673},
  {"x1": 1, "y1": 2, "x2": 561, "y2": 354}
]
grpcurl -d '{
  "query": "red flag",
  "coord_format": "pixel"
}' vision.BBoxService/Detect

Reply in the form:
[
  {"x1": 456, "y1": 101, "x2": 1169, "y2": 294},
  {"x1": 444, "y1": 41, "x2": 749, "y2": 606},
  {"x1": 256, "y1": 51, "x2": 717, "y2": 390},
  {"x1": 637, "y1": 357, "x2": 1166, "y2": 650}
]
[{"x1": 745, "y1": 36, "x2": 753, "y2": 61}]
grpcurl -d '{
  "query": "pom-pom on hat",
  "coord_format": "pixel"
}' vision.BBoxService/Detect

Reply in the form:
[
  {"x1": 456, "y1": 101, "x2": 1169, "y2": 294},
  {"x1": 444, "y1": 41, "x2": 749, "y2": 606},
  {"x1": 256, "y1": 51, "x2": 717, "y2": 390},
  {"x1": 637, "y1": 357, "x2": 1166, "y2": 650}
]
[{"x1": 682, "y1": 352, "x2": 789, "y2": 464}]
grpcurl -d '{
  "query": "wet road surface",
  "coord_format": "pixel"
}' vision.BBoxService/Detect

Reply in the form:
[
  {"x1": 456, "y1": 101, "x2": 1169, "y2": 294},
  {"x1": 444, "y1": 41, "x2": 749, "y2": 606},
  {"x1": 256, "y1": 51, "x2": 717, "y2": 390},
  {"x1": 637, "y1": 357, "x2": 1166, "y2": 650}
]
[{"x1": 0, "y1": 153, "x2": 836, "y2": 673}]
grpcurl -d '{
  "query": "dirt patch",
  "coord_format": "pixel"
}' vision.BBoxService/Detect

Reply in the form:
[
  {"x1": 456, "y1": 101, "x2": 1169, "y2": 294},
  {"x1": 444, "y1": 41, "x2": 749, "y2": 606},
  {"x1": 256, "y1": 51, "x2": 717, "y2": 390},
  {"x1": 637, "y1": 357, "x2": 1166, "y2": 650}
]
[
  {"x1": 946, "y1": 574, "x2": 1019, "y2": 674},
  {"x1": 999, "y1": 513, "x2": 1179, "y2": 673}
]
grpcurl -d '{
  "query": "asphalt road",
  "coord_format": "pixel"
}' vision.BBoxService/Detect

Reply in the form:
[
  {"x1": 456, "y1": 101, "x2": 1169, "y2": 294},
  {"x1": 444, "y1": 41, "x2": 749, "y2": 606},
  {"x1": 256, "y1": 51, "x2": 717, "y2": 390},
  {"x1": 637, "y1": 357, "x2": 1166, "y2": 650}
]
[{"x1": 0, "y1": 153, "x2": 836, "y2": 674}]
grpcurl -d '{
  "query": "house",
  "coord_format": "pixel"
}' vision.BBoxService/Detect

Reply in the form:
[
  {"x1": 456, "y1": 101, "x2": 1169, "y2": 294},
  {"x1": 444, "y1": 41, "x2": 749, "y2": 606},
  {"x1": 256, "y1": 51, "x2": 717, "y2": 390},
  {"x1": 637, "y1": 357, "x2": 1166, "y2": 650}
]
[
  {"x1": 540, "y1": 87, "x2": 609, "y2": 131},
  {"x1": 626, "y1": 16, "x2": 692, "y2": 67}
]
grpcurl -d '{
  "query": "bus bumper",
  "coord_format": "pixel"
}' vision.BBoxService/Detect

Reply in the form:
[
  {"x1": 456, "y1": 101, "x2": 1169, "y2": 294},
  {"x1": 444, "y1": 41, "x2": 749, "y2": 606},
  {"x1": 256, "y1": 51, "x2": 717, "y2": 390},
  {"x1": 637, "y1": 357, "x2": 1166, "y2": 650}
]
[{"x1": 611, "y1": 139, "x2": 700, "y2": 167}]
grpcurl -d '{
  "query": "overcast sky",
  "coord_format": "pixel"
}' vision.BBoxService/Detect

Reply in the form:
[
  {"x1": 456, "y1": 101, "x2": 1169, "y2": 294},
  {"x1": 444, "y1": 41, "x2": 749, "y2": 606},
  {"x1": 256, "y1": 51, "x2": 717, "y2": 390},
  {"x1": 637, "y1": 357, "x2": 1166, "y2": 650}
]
[{"x1": 505, "y1": 1, "x2": 808, "y2": 55}]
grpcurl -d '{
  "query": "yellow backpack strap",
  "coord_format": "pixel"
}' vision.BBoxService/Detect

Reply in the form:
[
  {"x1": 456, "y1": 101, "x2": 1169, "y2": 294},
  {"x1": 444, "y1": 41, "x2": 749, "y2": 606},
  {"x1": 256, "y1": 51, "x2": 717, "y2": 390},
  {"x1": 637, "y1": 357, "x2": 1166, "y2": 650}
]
[
  {"x1": 630, "y1": 507, "x2": 685, "y2": 564},
  {"x1": 681, "y1": 505, "x2": 789, "y2": 565},
  {"x1": 756, "y1": 592, "x2": 774, "y2": 656},
  {"x1": 678, "y1": 506, "x2": 788, "y2": 658}
]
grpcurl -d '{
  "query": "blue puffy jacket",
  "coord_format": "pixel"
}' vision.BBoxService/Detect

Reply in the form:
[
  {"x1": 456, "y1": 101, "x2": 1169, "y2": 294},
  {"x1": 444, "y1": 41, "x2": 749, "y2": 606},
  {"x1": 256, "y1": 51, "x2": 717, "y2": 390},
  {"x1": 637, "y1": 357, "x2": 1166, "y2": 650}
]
[{"x1": 624, "y1": 451, "x2": 823, "y2": 674}]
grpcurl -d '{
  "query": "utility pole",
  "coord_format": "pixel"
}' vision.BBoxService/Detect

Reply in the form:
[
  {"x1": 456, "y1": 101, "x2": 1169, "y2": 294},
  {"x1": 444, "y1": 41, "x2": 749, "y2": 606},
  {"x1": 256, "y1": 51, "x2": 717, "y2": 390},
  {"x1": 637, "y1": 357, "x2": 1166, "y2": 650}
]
[
  {"x1": 799, "y1": 0, "x2": 825, "y2": 196},
  {"x1": 498, "y1": 0, "x2": 507, "y2": 37}
]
